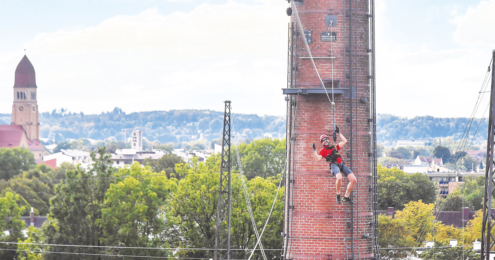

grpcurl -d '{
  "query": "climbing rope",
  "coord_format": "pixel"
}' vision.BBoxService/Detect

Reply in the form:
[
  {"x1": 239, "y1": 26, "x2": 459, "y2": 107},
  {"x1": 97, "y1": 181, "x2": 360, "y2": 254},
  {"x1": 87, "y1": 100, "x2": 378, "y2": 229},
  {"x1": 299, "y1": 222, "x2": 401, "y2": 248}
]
[
  {"x1": 230, "y1": 111, "x2": 286, "y2": 260},
  {"x1": 291, "y1": 1, "x2": 336, "y2": 132},
  {"x1": 230, "y1": 108, "x2": 268, "y2": 260}
]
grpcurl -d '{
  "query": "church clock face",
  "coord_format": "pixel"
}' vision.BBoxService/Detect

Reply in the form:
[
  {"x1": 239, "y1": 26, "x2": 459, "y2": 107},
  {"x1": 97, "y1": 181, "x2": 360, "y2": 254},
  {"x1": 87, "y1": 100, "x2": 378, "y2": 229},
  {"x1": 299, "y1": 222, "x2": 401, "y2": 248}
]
[
  {"x1": 18, "y1": 105, "x2": 24, "y2": 112},
  {"x1": 31, "y1": 107, "x2": 36, "y2": 113}
]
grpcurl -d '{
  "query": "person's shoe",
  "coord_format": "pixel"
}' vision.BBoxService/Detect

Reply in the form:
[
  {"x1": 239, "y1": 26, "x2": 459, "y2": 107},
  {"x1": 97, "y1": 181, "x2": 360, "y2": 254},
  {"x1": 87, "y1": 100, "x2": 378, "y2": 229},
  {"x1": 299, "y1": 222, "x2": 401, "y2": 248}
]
[
  {"x1": 336, "y1": 194, "x2": 342, "y2": 204},
  {"x1": 342, "y1": 196, "x2": 354, "y2": 205}
]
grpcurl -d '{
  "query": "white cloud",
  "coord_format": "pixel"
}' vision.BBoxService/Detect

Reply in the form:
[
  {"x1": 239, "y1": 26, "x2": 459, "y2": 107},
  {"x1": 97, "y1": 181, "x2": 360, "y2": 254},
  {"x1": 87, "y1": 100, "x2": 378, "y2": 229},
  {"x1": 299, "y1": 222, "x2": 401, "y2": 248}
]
[
  {"x1": 452, "y1": 0, "x2": 495, "y2": 46},
  {"x1": 0, "y1": 0, "x2": 289, "y2": 116}
]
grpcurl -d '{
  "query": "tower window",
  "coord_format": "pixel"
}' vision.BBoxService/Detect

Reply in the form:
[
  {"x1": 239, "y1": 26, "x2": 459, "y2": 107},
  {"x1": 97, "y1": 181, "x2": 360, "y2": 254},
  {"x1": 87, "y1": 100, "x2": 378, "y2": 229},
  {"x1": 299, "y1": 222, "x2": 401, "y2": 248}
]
[
  {"x1": 17, "y1": 92, "x2": 19, "y2": 99},
  {"x1": 24, "y1": 92, "x2": 26, "y2": 100},
  {"x1": 31, "y1": 92, "x2": 36, "y2": 100}
]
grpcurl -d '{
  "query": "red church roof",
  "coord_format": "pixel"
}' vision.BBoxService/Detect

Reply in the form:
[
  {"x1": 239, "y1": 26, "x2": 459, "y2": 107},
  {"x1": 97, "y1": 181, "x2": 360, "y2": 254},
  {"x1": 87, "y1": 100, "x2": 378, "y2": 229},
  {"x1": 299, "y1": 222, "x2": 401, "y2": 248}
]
[
  {"x1": 0, "y1": 125, "x2": 24, "y2": 148},
  {"x1": 14, "y1": 55, "x2": 37, "y2": 88}
]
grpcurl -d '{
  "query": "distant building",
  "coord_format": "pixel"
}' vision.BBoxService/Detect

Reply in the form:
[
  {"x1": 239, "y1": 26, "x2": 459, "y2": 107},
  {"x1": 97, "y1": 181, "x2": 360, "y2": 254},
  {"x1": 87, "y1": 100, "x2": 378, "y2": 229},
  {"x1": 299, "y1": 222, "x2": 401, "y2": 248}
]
[
  {"x1": 396, "y1": 139, "x2": 432, "y2": 147},
  {"x1": 131, "y1": 130, "x2": 142, "y2": 151},
  {"x1": 110, "y1": 149, "x2": 166, "y2": 168},
  {"x1": 43, "y1": 149, "x2": 92, "y2": 169},
  {"x1": 404, "y1": 156, "x2": 446, "y2": 174},
  {"x1": 0, "y1": 55, "x2": 44, "y2": 163}
]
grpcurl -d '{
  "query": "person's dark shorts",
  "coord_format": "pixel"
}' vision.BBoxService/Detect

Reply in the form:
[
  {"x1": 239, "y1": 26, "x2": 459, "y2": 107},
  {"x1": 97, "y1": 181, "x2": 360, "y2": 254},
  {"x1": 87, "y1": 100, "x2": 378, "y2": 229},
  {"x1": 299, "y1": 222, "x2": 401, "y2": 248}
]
[{"x1": 330, "y1": 163, "x2": 353, "y2": 177}]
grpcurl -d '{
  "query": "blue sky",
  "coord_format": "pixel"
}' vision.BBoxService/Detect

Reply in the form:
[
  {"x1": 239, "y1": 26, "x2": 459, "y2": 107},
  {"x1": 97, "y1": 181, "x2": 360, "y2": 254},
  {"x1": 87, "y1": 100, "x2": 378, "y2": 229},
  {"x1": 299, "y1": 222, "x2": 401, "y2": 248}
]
[{"x1": 0, "y1": 0, "x2": 494, "y2": 118}]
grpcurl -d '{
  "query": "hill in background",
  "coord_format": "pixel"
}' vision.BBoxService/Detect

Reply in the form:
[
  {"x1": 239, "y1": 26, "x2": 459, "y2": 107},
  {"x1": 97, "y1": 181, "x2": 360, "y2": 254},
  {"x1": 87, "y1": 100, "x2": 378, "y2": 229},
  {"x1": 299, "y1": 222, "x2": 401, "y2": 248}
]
[
  {"x1": 0, "y1": 108, "x2": 285, "y2": 144},
  {"x1": 0, "y1": 109, "x2": 487, "y2": 146}
]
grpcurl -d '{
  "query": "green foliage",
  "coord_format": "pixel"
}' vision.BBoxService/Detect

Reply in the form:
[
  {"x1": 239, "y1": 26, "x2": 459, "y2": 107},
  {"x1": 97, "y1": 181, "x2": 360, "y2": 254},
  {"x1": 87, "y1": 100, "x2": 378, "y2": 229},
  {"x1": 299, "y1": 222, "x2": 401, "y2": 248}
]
[
  {"x1": 0, "y1": 192, "x2": 27, "y2": 259},
  {"x1": 388, "y1": 149, "x2": 405, "y2": 159},
  {"x1": 378, "y1": 214, "x2": 415, "y2": 259},
  {"x1": 42, "y1": 147, "x2": 116, "y2": 260},
  {"x1": 437, "y1": 193, "x2": 470, "y2": 211},
  {"x1": 143, "y1": 153, "x2": 186, "y2": 179},
  {"x1": 153, "y1": 143, "x2": 174, "y2": 153},
  {"x1": 377, "y1": 165, "x2": 437, "y2": 210},
  {"x1": 167, "y1": 154, "x2": 284, "y2": 259},
  {"x1": 0, "y1": 147, "x2": 36, "y2": 180},
  {"x1": 433, "y1": 146, "x2": 452, "y2": 164},
  {"x1": 453, "y1": 151, "x2": 468, "y2": 163},
  {"x1": 396, "y1": 147, "x2": 412, "y2": 159},
  {"x1": 36, "y1": 108, "x2": 285, "y2": 144},
  {"x1": 102, "y1": 163, "x2": 177, "y2": 258},
  {"x1": 17, "y1": 226, "x2": 43, "y2": 260},
  {"x1": 458, "y1": 155, "x2": 477, "y2": 171},
  {"x1": 377, "y1": 114, "x2": 488, "y2": 142},
  {"x1": 233, "y1": 138, "x2": 285, "y2": 179},
  {"x1": 420, "y1": 240, "x2": 478, "y2": 260},
  {"x1": 1, "y1": 175, "x2": 52, "y2": 215},
  {"x1": 452, "y1": 176, "x2": 484, "y2": 211},
  {"x1": 52, "y1": 141, "x2": 71, "y2": 153}
]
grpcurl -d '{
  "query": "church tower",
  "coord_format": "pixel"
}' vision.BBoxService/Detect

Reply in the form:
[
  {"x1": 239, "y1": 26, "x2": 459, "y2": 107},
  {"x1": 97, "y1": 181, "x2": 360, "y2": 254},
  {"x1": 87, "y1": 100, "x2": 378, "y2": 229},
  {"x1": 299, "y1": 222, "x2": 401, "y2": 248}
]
[{"x1": 12, "y1": 55, "x2": 39, "y2": 140}]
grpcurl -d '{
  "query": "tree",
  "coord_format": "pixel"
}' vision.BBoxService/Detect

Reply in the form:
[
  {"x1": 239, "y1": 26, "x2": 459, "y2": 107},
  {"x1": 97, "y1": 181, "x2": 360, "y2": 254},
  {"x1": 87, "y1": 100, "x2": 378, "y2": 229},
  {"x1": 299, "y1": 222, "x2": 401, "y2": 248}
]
[
  {"x1": 452, "y1": 151, "x2": 468, "y2": 163},
  {"x1": 17, "y1": 226, "x2": 43, "y2": 260},
  {"x1": 42, "y1": 147, "x2": 116, "y2": 260},
  {"x1": 388, "y1": 149, "x2": 405, "y2": 159},
  {"x1": 420, "y1": 240, "x2": 478, "y2": 260},
  {"x1": 438, "y1": 194, "x2": 470, "y2": 211},
  {"x1": 377, "y1": 143, "x2": 385, "y2": 157},
  {"x1": 377, "y1": 166, "x2": 436, "y2": 210},
  {"x1": 0, "y1": 192, "x2": 27, "y2": 259},
  {"x1": 102, "y1": 163, "x2": 177, "y2": 258},
  {"x1": 1, "y1": 175, "x2": 52, "y2": 215},
  {"x1": 143, "y1": 153, "x2": 186, "y2": 179},
  {"x1": 0, "y1": 147, "x2": 36, "y2": 180},
  {"x1": 396, "y1": 147, "x2": 412, "y2": 159},
  {"x1": 52, "y1": 141, "x2": 71, "y2": 153},
  {"x1": 167, "y1": 154, "x2": 284, "y2": 259},
  {"x1": 433, "y1": 146, "x2": 452, "y2": 164},
  {"x1": 233, "y1": 138, "x2": 285, "y2": 179},
  {"x1": 460, "y1": 155, "x2": 476, "y2": 171},
  {"x1": 451, "y1": 176, "x2": 484, "y2": 210},
  {"x1": 394, "y1": 200, "x2": 436, "y2": 245},
  {"x1": 378, "y1": 214, "x2": 415, "y2": 259}
]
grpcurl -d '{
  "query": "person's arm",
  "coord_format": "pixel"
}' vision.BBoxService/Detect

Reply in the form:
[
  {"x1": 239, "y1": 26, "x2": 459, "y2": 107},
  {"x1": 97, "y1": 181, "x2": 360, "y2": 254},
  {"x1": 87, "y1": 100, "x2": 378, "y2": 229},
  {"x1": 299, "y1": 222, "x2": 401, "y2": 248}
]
[
  {"x1": 338, "y1": 133, "x2": 347, "y2": 149},
  {"x1": 312, "y1": 143, "x2": 323, "y2": 161}
]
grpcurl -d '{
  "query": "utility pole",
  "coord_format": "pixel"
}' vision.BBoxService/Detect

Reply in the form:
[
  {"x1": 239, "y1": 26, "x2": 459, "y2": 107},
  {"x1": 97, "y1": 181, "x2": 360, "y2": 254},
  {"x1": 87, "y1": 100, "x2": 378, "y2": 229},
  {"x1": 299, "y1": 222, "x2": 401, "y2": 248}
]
[
  {"x1": 214, "y1": 101, "x2": 232, "y2": 260},
  {"x1": 482, "y1": 50, "x2": 495, "y2": 260}
]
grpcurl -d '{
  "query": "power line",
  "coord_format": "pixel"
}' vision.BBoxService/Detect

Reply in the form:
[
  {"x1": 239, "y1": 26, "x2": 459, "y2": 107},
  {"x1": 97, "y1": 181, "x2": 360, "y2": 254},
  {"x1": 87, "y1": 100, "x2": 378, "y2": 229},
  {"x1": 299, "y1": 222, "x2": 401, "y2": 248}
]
[
  {"x1": 0, "y1": 242, "x2": 282, "y2": 251},
  {"x1": 0, "y1": 248, "x2": 250, "y2": 259}
]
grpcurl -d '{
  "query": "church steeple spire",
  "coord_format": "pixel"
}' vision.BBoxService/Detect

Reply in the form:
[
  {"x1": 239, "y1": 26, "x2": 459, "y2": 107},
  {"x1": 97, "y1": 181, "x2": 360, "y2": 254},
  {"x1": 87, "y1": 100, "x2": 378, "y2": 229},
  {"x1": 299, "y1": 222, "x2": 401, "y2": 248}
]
[
  {"x1": 14, "y1": 55, "x2": 37, "y2": 88},
  {"x1": 12, "y1": 55, "x2": 39, "y2": 140}
]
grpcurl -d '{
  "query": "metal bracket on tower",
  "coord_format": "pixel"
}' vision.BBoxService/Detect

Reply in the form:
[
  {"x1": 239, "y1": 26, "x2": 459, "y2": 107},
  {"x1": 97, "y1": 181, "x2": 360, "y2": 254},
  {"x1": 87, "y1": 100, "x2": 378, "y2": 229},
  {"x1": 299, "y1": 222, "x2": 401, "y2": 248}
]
[{"x1": 214, "y1": 100, "x2": 232, "y2": 260}]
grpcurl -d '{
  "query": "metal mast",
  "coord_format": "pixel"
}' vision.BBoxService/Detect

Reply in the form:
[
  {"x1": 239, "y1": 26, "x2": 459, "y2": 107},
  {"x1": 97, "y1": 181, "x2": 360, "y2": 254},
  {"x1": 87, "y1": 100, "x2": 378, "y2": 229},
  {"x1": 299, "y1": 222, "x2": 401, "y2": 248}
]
[
  {"x1": 214, "y1": 100, "x2": 232, "y2": 260},
  {"x1": 482, "y1": 51, "x2": 495, "y2": 260},
  {"x1": 369, "y1": 0, "x2": 380, "y2": 259}
]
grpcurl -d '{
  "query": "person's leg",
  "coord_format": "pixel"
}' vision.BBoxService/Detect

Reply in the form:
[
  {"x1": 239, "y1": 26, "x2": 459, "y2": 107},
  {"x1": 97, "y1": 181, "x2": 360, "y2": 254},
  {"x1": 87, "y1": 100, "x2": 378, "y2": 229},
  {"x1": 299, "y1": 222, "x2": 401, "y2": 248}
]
[
  {"x1": 344, "y1": 173, "x2": 357, "y2": 198},
  {"x1": 335, "y1": 172, "x2": 343, "y2": 194},
  {"x1": 335, "y1": 172, "x2": 343, "y2": 204},
  {"x1": 332, "y1": 164, "x2": 342, "y2": 194}
]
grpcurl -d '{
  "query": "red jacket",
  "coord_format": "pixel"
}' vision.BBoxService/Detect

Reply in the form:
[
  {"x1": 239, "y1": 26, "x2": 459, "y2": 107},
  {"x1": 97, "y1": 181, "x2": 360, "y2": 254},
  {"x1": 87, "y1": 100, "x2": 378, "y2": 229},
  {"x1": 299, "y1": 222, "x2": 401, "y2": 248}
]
[{"x1": 319, "y1": 144, "x2": 342, "y2": 164}]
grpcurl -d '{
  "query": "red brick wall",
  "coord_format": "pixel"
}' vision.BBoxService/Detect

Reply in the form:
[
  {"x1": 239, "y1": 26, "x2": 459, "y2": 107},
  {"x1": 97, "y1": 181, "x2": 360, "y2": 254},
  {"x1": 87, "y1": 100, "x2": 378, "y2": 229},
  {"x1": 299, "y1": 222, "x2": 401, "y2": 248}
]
[{"x1": 285, "y1": 0, "x2": 373, "y2": 259}]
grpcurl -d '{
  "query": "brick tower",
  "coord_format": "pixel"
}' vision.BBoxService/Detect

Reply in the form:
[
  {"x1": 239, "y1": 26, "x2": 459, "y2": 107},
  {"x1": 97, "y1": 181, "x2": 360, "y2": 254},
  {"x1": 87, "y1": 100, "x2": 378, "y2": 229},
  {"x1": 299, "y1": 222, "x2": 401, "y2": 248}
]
[
  {"x1": 283, "y1": 0, "x2": 377, "y2": 259},
  {"x1": 12, "y1": 55, "x2": 40, "y2": 140}
]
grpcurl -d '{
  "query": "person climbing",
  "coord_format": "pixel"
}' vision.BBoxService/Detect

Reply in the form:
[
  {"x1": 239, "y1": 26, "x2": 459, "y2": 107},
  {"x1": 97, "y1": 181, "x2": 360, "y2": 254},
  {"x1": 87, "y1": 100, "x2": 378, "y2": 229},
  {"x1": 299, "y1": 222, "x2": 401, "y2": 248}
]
[{"x1": 312, "y1": 126, "x2": 357, "y2": 204}]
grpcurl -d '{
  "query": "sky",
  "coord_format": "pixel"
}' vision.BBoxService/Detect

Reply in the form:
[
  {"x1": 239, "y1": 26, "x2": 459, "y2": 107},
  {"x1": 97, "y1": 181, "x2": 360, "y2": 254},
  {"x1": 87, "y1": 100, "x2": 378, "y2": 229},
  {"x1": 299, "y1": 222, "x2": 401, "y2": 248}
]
[{"x1": 0, "y1": 0, "x2": 494, "y2": 118}]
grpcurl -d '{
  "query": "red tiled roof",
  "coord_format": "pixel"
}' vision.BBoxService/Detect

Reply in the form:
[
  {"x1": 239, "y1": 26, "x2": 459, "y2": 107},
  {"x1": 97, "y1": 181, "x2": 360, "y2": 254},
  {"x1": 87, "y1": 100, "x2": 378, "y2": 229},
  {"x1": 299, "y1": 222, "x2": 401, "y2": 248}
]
[
  {"x1": 28, "y1": 138, "x2": 44, "y2": 151},
  {"x1": 43, "y1": 158, "x2": 57, "y2": 170},
  {"x1": 0, "y1": 125, "x2": 24, "y2": 148}
]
